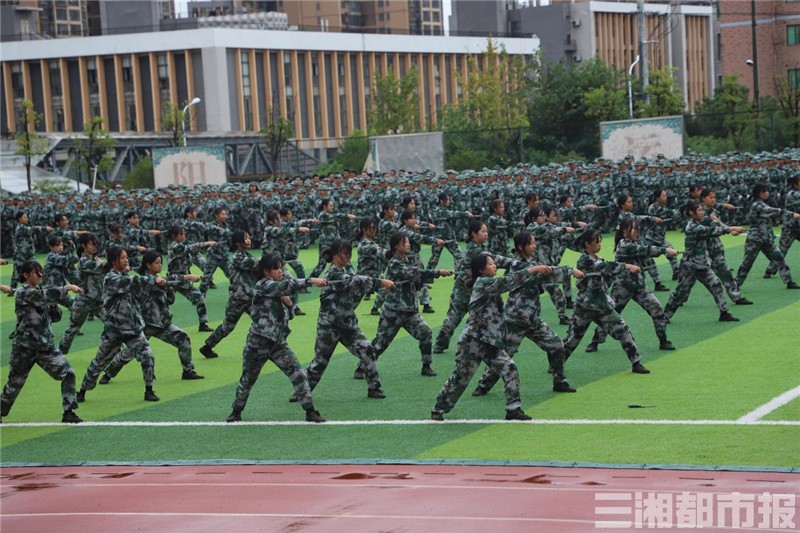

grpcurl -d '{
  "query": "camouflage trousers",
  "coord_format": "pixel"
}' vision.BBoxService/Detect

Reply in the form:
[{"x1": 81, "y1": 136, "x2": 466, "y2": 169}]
[
  {"x1": 765, "y1": 227, "x2": 799, "y2": 276},
  {"x1": 432, "y1": 335, "x2": 522, "y2": 415},
  {"x1": 427, "y1": 240, "x2": 463, "y2": 269},
  {"x1": 200, "y1": 255, "x2": 232, "y2": 294},
  {"x1": 104, "y1": 324, "x2": 195, "y2": 377},
  {"x1": 231, "y1": 332, "x2": 313, "y2": 413},
  {"x1": 592, "y1": 284, "x2": 668, "y2": 346},
  {"x1": 736, "y1": 239, "x2": 793, "y2": 286},
  {"x1": 708, "y1": 250, "x2": 742, "y2": 302},
  {"x1": 553, "y1": 247, "x2": 573, "y2": 301},
  {"x1": 205, "y1": 295, "x2": 250, "y2": 349},
  {"x1": 191, "y1": 248, "x2": 207, "y2": 272},
  {"x1": 564, "y1": 307, "x2": 641, "y2": 364},
  {"x1": 368, "y1": 285, "x2": 388, "y2": 312},
  {"x1": 544, "y1": 282, "x2": 568, "y2": 319},
  {"x1": 1, "y1": 343, "x2": 78, "y2": 414},
  {"x1": 308, "y1": 324, "x2": 381, "y2": 392},
  {"x1": 81, "y1": 330, "x2": 155, "y2": 391},
  {"x1": 59, "y1": 297, "x2": 103, "y2": 354},
  {"x1": 434, "y1": 279, "x2": 470, "y2": 351},
  {"x1": 476, "y1": 319, "x2": 568, "y2": 392},
  {"x1": 664, "y1": 266, "x2": 729, "y2": 318},
  {"x1": 286, "y1": 258, "x2": 306, "y2": 279},
  {"x1": 174, "y1": 281, "x2": 209, "y2": 325},
  {"x1": 372, "y1": 307, "x2": 433, "y2": 365},
  {"x1": 643, "y1": 239, "x2": 680, "y2": 284},
  {"x1": 310, "y1": 249, "x2": 329, "y2": 278}
]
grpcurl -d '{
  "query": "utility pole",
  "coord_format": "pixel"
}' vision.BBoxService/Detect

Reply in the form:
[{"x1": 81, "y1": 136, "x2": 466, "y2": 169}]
[
  {"x1": 638, "y1": 0, "x2": 649, "y2": 103},
  {"x1": 750, "y1": 0, "x2": 761, "y2": 149}
]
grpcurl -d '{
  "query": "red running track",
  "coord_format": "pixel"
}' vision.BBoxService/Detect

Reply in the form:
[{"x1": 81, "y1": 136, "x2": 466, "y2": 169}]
[{"x1": 1, "y1": 464, "x2": 798, "y2": 532}]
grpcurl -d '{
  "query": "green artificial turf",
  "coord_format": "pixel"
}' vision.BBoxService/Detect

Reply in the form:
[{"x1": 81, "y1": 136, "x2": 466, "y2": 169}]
[{"x1": 1, "y1": 231, "x2": 798, "y2": 469}]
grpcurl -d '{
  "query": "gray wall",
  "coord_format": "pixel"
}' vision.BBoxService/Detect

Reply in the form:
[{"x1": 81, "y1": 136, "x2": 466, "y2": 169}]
[
  {"x1": 508, "y1": 3, "x2": 573, "y2": 64},
  {"x1": 450, "y1": 0, "x2": 507, "y2": 37},
  {"x1": 99, "y1": 0, "x2": 161, "y2": 35}
]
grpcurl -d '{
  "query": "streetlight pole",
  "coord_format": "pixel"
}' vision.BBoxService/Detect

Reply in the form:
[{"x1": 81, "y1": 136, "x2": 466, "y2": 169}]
[
  {"x1": 750, "y1": 0, "x2": 761, "y2": 149},
  {"x1": 182, "y1": 97, "x2": 201, "y2": 147},
  {"x1": 629, "y1": 55, "x2": 641, "y2": 119}
]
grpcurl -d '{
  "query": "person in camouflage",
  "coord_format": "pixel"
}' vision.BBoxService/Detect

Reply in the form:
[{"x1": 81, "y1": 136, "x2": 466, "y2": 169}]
[
  {"x1": 765, "y1": 175, "x2": 800, "y2": 278},
  {"x1": 486, "y1": 199, "x2": 513, "y2": 257},
  {"x1": 643, "y1": 189, "x2": 681, "y2": 283},
  {"x1": 397, "y1": 209, "x2": 446, "y2": 314},
  {"x1": 0, "y1": 260, "x2": 83, "y2": 423},
  {"x1": 124, "y1": 212, "x2": 161, "y2": 270},
  {"x1": 616, "y1": 194, "x2": 667, "y2": 292},
  {"x1": 76, "y1": 246, "x2": 160, "y2": 403},
  {"x1": 431, "y1": 253, "x2": 540, "y2": 421},
  {"x1": 298, "y1": 239, "x2": 394, "y2": 401},
  {"x1": 59, "y1": 234, "x2": 105, "y2": 354},
  {"x1": 199, "y1": 230, "x2": 260, "y2": 359},
  {"x1": 699, "y1": 188, "x2": 754, "y2": 305},
  {"x1": 366, "y1": 232, "x2": 452, "y2": 378},
  {"x1": 585, "y1": 218, "x2": 678, "y2": 353},
  {"x1": 309, "y1": 198, "x2": 357, "y2": 278},
  {"x1": 735, "y1": 183, "x2": 800, "y2": 289},
  {"x1": 562, "y1": 230, "x2": 651, "y2": 374},
  {"x1": 472, "y1": 232, "x2": 582, "y2": 396},
  {"x1": 99, "y1": 250, "x2": 204, "y2": 383},
  {"x1": 43, "y1": 236, "x2": 78, "y2": 310},
  {"x1": 525, "y1": 208, "x2": 575, "y2": 325},
  {"x1": 166, "y1": 225, "x2": 216, "y2": 331},
  {"x1": 50, "y1": 213, "x2": 91, "y2": 273},
  {"x1": 434, "y1": 219, "x2": 514, "y2": 353},
  {"x1": 183, "y1": 206, "x2": 211, "y2": 272},
  {"x1": 226, "y1": 253, "x2": 327, "y2": 423},
  {"x1": 11, "y1": 211, "x2": 52, "y2": 288},
  {"x1": 199, "y1": 207, "x2": 233, "y2": 295},
  {"x1": 663, "y1": 202, "x2": 746, "y2": 323},
  {"x1": 427, "y1": 192, "x2": 473, "y2": 268},
  {"x1": 356, "y1": 218, "x2": 388, "y2": 314},
  {"x1": 279, "y1": 206, "x2": 316, "y2": 281}
]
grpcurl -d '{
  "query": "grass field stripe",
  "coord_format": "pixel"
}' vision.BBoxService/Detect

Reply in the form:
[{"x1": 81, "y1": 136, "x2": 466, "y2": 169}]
[
  {"x1": 2, "y1": 418, "x2": 800, "y2": 428},
  {"x1": 736, "y1": 384, "x2": 800, "y2": 423},
  {"x1": 0, "y1": 512, "x2": 598, "y2": 525}
]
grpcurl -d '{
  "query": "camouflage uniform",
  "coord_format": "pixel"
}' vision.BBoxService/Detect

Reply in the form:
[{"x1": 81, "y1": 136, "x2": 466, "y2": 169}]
[
  {"x1": 735, "y1": 200, "x2": 795, "y2": 286},
  {"x1": 766, "y1": 187, "x2": 800, "y2": 276},
  {"x1": 79, "y1": 270, "x2": 156, "y2": 392},
  {"x1": 43, "y1": 251, "x2": 77, "y2": 309},
  {"x1": 306, "y1": 264, "x2": 383, "y2": 394},
  {"x1": 184, "y1": 217, "x2": 210, "y2": 271},
  {"x1": 427, "y1": 203, "x2": 468, "y2": 268},
  {"x1": 168, "y1": 241, "x2": 210, "y2": 326},
  {"x1": 664, "y1": 219, "x2": 732, "y2": 318},
  {"x1": 202, "y1": 249, "x2": 260, "y2": 351},
  {"x1": 103, "y1": 273, "x2": 197, "y2": 377},
  {"x1": 1, "y1": 285, "x2": 79, "y2": 416},
  {"x1": 12, "y1": 223, "x2": 48, "y2": 287},
  {"x1": 643, "y1": 202, "x2": 680, "y2": 281},
  {"x1": 563, "y1": 254, "x2": 643, "y2": 365},
  {"x1": 703, "y1": 206, "x2": 745, "y2": 302},
  {"x1": 434, "y1": 241, "x2": 512, "y2": 352},
  {"x1": 399, "y1": 225, "x2": 438, "y2": 307},
  {"x1": 59, "y1": 254, "x2": 106, "y2": 354},
  {"x1": 199, "y1": 221, "x2": 232, "y2": 294},
  {"x1": 590, "y1": 239, "x2": 670, "y2": 346},
  {"x1": 357, "y1": 236, "x2": 387, "y2": 311},
  {"x1": 371, "y1": 255, "x2": 444, "y2": 367},
  {"x1": 310, "y1": 211, "x2": 350, "y2": 277},
  {"x1": 525, "y1": 222, "x2": 569, "y2": 322},
  {"x1": 432, "y1": 270, "x2": 534, "y2": 417},
  {"x1": 230, "y1": 277, "x2": 316, "y2": 415},
  {"x1": 476, "y1": 263, "x2": 573, "y2": 392}
]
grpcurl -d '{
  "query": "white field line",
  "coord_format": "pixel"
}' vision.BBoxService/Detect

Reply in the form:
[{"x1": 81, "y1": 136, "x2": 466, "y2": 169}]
[
  {"x1": 737, "y1": 385, "x2": 800, "y2": 424},
  {"x1": 1, "y1": 418, "x2": 799, "y2": 428}
]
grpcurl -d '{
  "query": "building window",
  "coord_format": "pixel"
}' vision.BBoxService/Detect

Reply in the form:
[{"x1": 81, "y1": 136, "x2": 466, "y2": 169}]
[
  {"x1": 789, "y1": 69, "x2": 800, "y2": 89},
  {"x1": 122, "y1": 57, "x2": 133, "y2": 84},
  {"x1": 788, "y1": 25, "x2": 800, "y2": 45},
  {"x1": 241, "y1": 51, "x2": 252, "y2": 130}
]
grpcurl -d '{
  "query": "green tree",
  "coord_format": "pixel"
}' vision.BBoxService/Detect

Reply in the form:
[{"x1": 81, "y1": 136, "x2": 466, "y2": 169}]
[
  {"x1": 73, "y1": 116, "x2": 117, "y2": 185},
  {"x1": 317, "y1": 130, "x2": 370, "y2": 175},
  {"x1": 584, "y1": 86, "x2": 627, "y2": 123},
  {"x1": 692, "y1": 75, "x2": 752, "y2": 150},
  {"x1": 775, "y1": 74, "x2": 800, "y2": 147},
  {"x1": 122, "y1": 156, "x2": 154, "y2": 190},
  {"x1": 14, "y1": 100, "x2": 50, "y2": 192},
  {"x1": 638, "y1": 67, "x2": 685, "y2": 118},
  {"x1": 161, "y1": 100, "x2": 198, "y2": 147},
  {"x1": 260, "y1": 106, "x2": 294, "y2": 175},
  {"x1": 368, "y1": 68, "x2": 419, "y2": 135},
  {"x1": 527, "y1": 55, "x2": 627, "y2": 159}
]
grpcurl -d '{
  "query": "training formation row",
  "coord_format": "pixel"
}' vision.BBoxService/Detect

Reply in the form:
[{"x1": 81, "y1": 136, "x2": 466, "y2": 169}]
[{"x1": 1, "y1": 173, "x2": 798, "y2": 424}]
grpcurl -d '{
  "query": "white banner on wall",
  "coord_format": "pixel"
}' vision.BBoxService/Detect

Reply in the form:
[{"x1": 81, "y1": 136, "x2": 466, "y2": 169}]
[
  {"x1": 600, "y1": 116, "x2": 684, "y2": 160},
  {"x1": 152, "y1": 145, "x2": 227, "y2": 188}
]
